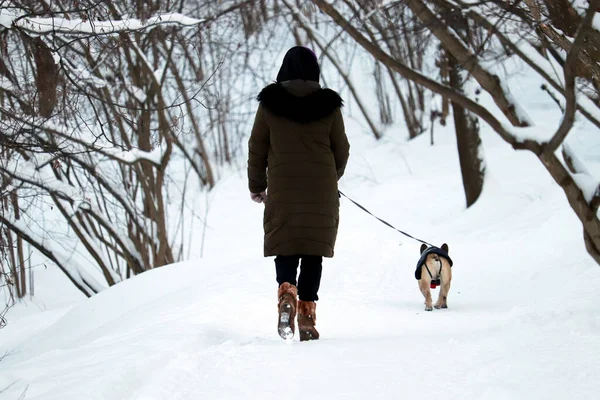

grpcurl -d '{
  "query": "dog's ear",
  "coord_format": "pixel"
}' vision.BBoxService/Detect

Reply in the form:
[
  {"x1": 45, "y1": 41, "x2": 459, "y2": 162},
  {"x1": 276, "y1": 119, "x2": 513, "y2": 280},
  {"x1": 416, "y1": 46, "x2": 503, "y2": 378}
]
[
  {"x1": 441, "y1": 243, "x2": 449, "y2": 253},
  {"x1": 420, "y1": 243, "x2": 428, "y2": 254}
]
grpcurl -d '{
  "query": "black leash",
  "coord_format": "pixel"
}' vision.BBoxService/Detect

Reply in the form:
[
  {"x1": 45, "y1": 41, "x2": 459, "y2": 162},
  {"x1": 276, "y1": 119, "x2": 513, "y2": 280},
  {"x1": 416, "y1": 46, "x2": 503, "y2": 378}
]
[{"x1": 339, "y1": 190, "x2": 435, "y2": 247}]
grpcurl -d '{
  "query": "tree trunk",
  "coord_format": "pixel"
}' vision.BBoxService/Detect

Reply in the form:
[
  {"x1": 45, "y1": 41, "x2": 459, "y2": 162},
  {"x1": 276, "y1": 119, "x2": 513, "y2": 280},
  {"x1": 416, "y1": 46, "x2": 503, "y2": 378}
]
[
  {"x1": 6, "y1": 229, "x2": 20, "y2": 299},
  {"x1": 10, "y1": 190, "x2": 26, "y2": 297},
  {"x1": 374, "y1": 62, "x2": 393, "y2": 126},
  {"x1": 540, "y1": 151, "x2": 600, "y2": 265},
  {"x1": 447, "y1": 56, "x2": 484, "y2": 207}
]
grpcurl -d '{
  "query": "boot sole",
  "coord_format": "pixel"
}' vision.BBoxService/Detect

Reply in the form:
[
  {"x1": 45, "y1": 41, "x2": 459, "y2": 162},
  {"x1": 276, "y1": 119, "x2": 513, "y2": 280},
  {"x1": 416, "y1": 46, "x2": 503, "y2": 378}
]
[{"x1": 278, "y1": 303, "x2": 294, "y2": 340}]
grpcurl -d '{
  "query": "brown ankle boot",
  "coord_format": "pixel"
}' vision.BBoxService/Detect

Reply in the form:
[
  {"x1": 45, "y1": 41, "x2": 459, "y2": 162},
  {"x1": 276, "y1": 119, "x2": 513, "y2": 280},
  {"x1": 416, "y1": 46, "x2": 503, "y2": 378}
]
[
  {"x1": 277, "y1": 283, "x2": 298, "y2": 340},
  {"x1": 298, "y1": 300, "x2": 319, "y2": 341}
]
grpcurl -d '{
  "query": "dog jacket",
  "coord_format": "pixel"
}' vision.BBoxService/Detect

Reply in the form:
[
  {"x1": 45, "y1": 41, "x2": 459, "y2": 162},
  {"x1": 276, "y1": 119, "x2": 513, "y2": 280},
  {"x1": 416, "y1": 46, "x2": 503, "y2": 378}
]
[{"x1": 415, "y1": 246, "x2": 453, "y2": 280}]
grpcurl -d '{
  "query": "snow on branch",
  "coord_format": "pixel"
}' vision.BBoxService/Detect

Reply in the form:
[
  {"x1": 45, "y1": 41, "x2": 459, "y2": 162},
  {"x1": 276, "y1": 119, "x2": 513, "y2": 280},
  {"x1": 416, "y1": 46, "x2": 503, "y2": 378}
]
[
  {"x1": 102, "y1": 146, "x2": 164, "y2": 166},
  {"x1": 0, "y1": 216, "x2": 103, "y2": 297},
  {"x1": 0, "y1": 8, "x2": 204, "y2": 36},
  {"x1": 562, "y1": 143, "x2": 600, "y2": 210},
  {"x1": 1, "y1": 154, "x2": 146, "y2": 278},
  {"x1": 3, "y1": 114, "x2": 166, "y2": 166}
]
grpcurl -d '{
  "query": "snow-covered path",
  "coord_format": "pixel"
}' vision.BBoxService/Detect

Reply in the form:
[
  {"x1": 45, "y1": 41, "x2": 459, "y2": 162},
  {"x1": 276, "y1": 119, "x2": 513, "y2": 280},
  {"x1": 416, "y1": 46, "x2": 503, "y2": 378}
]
[{"x1": 1, "y1": 120, "x2": 599, "y2": 399}]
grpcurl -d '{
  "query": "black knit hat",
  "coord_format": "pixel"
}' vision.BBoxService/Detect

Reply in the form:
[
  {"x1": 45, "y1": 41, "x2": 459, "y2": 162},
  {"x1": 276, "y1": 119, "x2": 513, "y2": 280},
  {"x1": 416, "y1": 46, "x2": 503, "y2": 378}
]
[{"x1": 276, "y1": 46, "x2": 320, "y2": 83}]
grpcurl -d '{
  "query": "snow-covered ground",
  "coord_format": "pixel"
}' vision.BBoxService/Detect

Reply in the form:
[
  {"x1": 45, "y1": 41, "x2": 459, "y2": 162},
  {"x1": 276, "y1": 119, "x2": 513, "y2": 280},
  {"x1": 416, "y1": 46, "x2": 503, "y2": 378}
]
[{"x1": 1, "y1": 54, "x2": 600, "y2": 399}]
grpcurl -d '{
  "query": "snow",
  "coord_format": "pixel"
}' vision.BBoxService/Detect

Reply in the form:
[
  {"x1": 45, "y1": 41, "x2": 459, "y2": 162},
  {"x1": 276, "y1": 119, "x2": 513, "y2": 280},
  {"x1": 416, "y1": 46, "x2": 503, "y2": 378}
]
[
  {"x1": 0, "y1": 8, "x2": 24, "y2": 29},
  {"x1": 572, "y1": 173, "x2": 599, "y2": 203},
  {"x1": 103, "y1": 146, "x2": 163, "y2": 165},
  {"x1": 512, "y1": 38, "x2": 564, "y2": 84},
  {"x1": 153, "y1": 66, "x2": 167, "y2": 84},
  {"x1": 563, "y1": 142, "x2": 600, "y2": 204},
  {"x1": 511, "y1": 38, "x2": 600, "y2": 127},
  {"x1": 499, "y1": 79, "x2": 534, "y2": 126},
  {"x1": 501, "y1": 123, "x2": 551, "y2": 143},
  {"x1": 594, "y1": 14, "x2": 600, "y2": 33},
  {"x1": 4, "y1": 219, "x2": 104, "y2": 297},
  {"x1": 131, "y1": 86, "x2": 148, "y2": 103},
  {"x1": 1, "y1": 110, "x2": 600, "y2": 399},
  {"x1": 0, "y1": 77, "x2": 14, "y2": 91},
  {"x1": 1, "y1": 8, "x2": 600, "y2": 400},
  {"x1": 563, "y1": 142, "x2": 591, "y2": 173},
  {"x1": 1, "y1": 11, "x2": 204, "y2": 35},
  {"x1": 576, "y1": 91, "x2": 600, "y2": 124},
  {"x1": 69, "y1": 66, "x2": 108, "y2": 88},
  {"x1": 6, "y1": 117, "x2": 164, "y2": 165}
]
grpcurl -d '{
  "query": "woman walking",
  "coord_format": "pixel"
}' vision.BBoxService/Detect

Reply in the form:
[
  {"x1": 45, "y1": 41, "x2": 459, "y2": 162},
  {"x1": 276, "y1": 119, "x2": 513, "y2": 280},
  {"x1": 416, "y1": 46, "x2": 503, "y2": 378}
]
[{"x1": 247, "y1": 46, "x2": 350, "y2": 341}]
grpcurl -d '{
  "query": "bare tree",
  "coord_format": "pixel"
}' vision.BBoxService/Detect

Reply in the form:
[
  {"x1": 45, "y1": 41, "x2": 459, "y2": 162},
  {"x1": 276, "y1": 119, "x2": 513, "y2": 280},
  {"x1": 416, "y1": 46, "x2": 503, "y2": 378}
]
[
  {"x1": 310, "y1": 0, "x2": 600, "y2": 265},
  {"x1": 0, "y1": 0, "x2": 276, "y2": 297},
  {"x1": 353, "y1": 0, "x2": 430, "y2": 139},
  {"x1": 281, "y1": 0, "x2": 382, "y2": 139}
]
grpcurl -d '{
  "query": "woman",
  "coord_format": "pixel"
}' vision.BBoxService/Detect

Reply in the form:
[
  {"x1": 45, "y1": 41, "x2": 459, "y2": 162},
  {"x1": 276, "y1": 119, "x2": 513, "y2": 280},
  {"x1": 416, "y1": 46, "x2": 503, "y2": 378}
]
[{"x1": 247, "y1": 46, "x2": 350, "y2": 341}]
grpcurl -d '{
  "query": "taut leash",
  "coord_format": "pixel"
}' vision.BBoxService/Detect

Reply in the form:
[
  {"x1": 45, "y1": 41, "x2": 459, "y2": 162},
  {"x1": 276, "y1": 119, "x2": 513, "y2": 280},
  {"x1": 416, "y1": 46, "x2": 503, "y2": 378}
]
[{"x1": 338, "y1": 190, "x2": 435, "y2": 247}]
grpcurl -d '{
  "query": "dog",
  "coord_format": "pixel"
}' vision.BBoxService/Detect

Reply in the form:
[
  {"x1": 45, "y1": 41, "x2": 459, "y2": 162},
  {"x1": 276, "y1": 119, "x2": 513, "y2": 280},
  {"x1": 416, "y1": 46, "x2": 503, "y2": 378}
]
[{"x1": 415, "y1": 243, "x2": 453, "y2": 311}]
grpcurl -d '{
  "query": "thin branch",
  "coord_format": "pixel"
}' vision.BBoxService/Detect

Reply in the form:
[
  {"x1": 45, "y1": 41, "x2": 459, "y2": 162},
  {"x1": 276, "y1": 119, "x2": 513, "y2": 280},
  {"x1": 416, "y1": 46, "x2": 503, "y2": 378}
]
[
  {"x1": 465, "y1": 8, "x2": 600, "y2": 129},
  {"x1": 541, "y1": 84, "x2": 564, "y2": 112},
  {"x1": 0, "y1": 216, "x2": 95, "y2": 297},
  {"x1": 404, "y1": 0, "x2": 531, "y2": 127},
  {"x1": 283, "y1": 0, "x2": 382, "y2": 138},
  {"x1": 310, "y1": 0, "x2": 541, "y2": 152},
  {"x1": 547, "y1": 0, "x2": 599, "y2": 152}
]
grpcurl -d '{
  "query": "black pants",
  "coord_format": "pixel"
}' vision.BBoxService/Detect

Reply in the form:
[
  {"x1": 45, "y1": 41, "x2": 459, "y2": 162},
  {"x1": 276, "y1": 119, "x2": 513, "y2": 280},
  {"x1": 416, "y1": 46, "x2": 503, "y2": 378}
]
[{"x1": 275, "y1": 255, "x2": 322, "y2": 301}]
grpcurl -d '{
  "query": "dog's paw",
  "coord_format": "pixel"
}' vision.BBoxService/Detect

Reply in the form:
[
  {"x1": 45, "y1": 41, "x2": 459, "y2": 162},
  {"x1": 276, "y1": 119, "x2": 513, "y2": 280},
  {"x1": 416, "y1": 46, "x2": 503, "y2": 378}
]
[
  {"x1": 425, "y1": 306, "x2": 433, "y2": 311},
  {"x1": 434, "y1": 304, "x2": 441, "y2": 309},
  {"x1": 441, "y1": 304, "x2": 448, "y2": 309}
]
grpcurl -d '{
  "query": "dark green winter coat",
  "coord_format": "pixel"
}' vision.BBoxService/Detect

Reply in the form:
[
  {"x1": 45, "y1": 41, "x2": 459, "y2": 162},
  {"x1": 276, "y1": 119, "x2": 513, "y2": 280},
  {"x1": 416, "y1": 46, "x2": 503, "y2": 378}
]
[{"x1": 248, "y1": 80, "x2": 350, "y2": 257}]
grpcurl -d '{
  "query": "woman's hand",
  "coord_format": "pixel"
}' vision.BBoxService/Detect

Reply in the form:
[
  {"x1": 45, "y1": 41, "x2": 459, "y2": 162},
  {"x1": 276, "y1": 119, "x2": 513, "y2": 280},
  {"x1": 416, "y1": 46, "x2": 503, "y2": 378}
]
[{"x1": 250, "y1": 191, "x2": 267, "y2": 203}]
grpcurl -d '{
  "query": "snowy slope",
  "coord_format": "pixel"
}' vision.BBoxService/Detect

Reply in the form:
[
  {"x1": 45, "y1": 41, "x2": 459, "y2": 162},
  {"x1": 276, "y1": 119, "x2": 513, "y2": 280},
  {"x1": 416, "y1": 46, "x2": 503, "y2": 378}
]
[
  {"x1": 1, "y1": 120, "x2": 599, "y2": 399},
  {"x1": 2, "y1": 56, "x2": 600, "y2": 399}
]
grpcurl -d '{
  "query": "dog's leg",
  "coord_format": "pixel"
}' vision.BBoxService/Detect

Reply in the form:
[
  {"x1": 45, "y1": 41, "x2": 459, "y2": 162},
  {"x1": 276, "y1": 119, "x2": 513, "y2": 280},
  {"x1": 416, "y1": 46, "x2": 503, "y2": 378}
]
[
  {"x1": 435, "y1": 265, "x2": 452, "y2": 309},
  {"x1": 419, "y1": 278, "x2": 433, "y2": 311}
]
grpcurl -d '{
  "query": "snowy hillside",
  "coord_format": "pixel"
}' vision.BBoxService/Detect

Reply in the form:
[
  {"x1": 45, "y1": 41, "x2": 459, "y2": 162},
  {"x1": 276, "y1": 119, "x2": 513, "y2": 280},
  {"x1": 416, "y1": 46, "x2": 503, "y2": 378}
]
[{"x1": 2, "y1": 48, "x2": 600, "y2": 400}]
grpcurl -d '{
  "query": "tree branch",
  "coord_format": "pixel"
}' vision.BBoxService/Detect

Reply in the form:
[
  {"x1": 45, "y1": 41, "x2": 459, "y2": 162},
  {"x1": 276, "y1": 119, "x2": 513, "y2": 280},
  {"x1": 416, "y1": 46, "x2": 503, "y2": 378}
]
[
  {"x1": 9, "y1": 12, "x2": 204, "y2": 36},
  {"x1": 465, "y1": 8, "x2": 600, "y2": 129},
  {"x1": 404, "y1": 0, "x2": 531, "y2": 127},
  {"x1": 310, "y1": 0, "x2": 541, "y2": 152},
  {"x1": 547, "y1": 0, "x2": 599, "y2": 152},
  {"x1": 283, "y1": 0, "x2": 382, "y2": 139},
  {"x1": 0, "y1": 216, "x2": 95, "y2": 297}
]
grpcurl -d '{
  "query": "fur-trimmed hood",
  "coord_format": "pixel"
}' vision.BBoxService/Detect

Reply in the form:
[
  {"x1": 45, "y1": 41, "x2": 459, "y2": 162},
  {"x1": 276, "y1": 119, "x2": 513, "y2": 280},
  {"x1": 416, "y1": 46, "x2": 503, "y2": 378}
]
[{"x1": 257, "y1": 82, "x2": 343, "y2": 124}]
